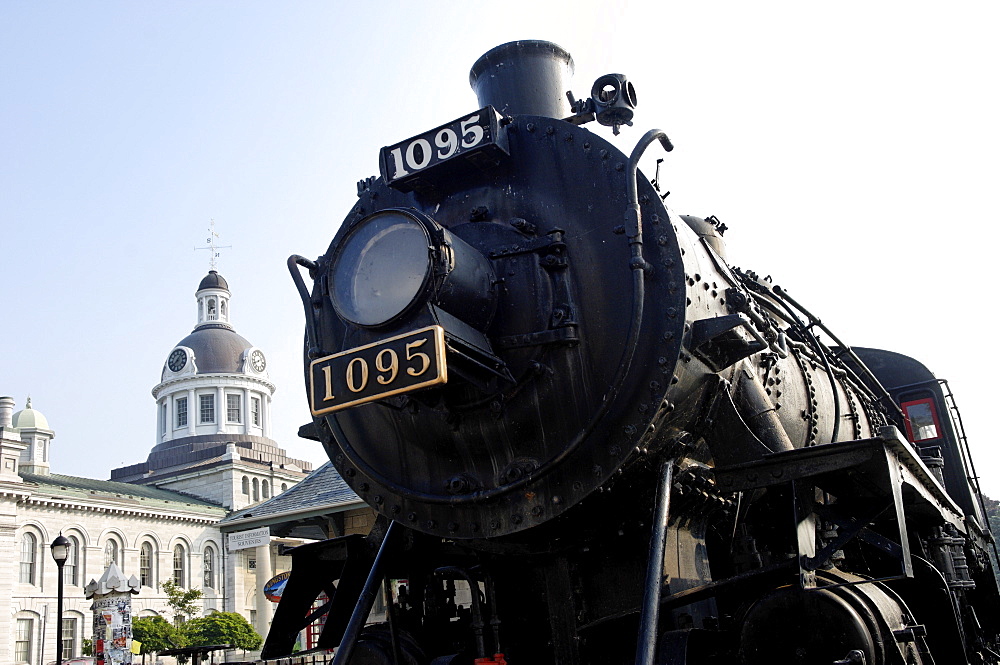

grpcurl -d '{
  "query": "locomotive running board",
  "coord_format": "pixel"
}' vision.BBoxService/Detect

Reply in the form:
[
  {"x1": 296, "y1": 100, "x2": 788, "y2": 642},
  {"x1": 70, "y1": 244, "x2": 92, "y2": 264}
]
[{"x1": 713, "y1": 426, "x2": 966, "y2": 588}]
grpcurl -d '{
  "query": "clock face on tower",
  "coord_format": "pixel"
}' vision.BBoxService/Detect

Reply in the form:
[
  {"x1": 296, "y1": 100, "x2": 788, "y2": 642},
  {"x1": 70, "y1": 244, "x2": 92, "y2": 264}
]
[
  {"x1": 250, "y1": 349, "x2": 266, "y2": 373},
  {"x1": 167, "y1": 348, "x2": 187, "y2": 372}
]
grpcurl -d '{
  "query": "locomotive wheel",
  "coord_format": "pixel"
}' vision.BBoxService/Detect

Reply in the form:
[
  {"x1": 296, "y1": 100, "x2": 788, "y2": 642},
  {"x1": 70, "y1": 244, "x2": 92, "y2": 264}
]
[{"x1": 737, "y1": 571, "x2": 927, "y2": 665}]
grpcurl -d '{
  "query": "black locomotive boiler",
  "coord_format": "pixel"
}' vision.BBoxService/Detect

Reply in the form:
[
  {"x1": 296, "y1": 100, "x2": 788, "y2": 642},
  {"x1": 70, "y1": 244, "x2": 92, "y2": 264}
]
[{"x1": 266, "y1": 41, "x2": 1000, "y2": 665}]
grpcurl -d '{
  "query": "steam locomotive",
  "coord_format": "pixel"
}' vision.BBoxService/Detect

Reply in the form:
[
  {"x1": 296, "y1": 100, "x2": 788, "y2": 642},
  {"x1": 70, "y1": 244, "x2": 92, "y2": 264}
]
[{"x1": 265, "y1": 41, "x2": 1000, "y2": 665}]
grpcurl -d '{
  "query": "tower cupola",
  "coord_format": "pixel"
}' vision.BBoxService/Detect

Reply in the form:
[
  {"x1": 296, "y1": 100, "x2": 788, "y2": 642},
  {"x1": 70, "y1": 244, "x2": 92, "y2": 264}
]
[
  {"x1": 196, "y1": 270, "x2": 232, "y2": 328},
  {"x1": 13, "y1": 396, "x2": 54, "y2": 475}
]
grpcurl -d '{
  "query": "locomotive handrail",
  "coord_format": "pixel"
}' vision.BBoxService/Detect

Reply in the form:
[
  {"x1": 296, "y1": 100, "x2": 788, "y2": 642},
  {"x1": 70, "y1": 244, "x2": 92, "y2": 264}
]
[
  {"x1": 288, "y1": 255, "x2": 323, "y2": 359},
  {"x1": 772, "y1": 284, "x2": 905, "y2": 421},
  {"x1": 625, "y1": 129, "x2": 673, "y2": 272},
  {"x1": 767, "y1": 284, "x2": 844, "y2": 443}
]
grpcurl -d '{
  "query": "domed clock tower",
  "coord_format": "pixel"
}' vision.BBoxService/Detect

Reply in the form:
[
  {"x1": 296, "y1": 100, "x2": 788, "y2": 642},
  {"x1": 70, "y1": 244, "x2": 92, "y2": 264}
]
[
  {"x1": 111, "y1": 270, "x2": 312, "y2": 510},
  {"x1": 153, "y1": 270, "x2": 274, "y2": 443}
]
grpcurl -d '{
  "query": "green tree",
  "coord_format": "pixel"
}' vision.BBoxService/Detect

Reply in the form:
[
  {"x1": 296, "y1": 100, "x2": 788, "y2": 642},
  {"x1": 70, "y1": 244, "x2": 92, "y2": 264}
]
[
  {"x1": 161, "y1": 579, "x2": 204, "y2": 624},
  {"x1": 183, "y1": 611, "x2": 263, "y2": 652},
  {"x1": 133, "y1": 615, "x2": 185, "y2": 656},
  {"x1": 982, "y1": 495, "x2": 1000, "y2": 540}
]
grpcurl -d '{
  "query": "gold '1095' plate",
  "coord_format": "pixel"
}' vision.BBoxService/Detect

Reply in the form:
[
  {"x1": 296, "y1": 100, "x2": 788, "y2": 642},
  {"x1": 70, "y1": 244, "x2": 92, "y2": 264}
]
[{"x1": 309, "y1": 325, "x2": 447, "y2": 415}]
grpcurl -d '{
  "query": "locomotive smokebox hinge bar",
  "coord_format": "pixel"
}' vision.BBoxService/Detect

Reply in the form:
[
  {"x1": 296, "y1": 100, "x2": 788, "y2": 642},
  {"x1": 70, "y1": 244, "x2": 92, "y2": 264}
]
[{"x1": 493, "y1": 229, "x2": 581, "y2": 350}]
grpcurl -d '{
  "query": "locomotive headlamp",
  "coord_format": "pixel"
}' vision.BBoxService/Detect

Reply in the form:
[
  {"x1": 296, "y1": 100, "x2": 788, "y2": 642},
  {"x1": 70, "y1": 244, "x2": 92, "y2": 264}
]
[{"x1": 330, "y1": 208, "x2": 496, "y2": 329}]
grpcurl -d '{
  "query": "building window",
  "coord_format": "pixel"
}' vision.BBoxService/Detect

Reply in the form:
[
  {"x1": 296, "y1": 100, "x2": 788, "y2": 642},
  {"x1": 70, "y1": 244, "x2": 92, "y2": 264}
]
[
  {"x1": 242, "y1": 476, "x2": 250, "y2": 496},
  {"x1": 204, "y1": 546, "x2": 216, "y2": 589},
  {"x1": 227, "y1": 394, "x2": 241, "y2": 423},
  {"x1": 262, "y1": 480, "x2": 270, "y2": 499},
  {"x1": 207, "y1": 298, "x2": 217, "y2": 320},
  {"x1": 19, "y1": 533, "x2": 37, "y2": 584},
  {"x1": 251, "y1": 396, "x2": 261, "y2": 426},
  {"x1": 15, "y1": 617, "x2": 32, "y2": 663},
  {"x1": 221, "y1": 300, "x2": 227, "y2": 318},
  {"x1": 176, "y1": 397, "x2": 188, "y2": 428},
  {"x1": 140, "y1": 542, "x2": 153, "y2": 587},
  {"x1": 161, "y1": 403, "x2": 167, "y2": 434},
  {"x1": 104, "y1": 539, "x2": 119, "y2": 569},
  {"x1": 252, "y1": 478, "x2": 260, "y2": 502},
  {"x1": 281, "y1": 483, "x2": 288, "y2": 492},
  {"x1": 61, "y1": 617, "x2": 77, "y2": 660},
  {"x1": 200, "y1": 394, "x2": 215, "y2": 424},
  {"x1": 64, "y1": 536, "x2": 79, "y2": 586},
  {"x1": 173, "y1": 544, "x2": 186, "y2": 586}
]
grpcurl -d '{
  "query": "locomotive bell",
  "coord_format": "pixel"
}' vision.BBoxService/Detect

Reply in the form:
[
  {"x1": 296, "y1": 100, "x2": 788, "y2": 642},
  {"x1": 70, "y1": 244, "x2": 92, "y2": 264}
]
[{"x1": 470, "y1": 40, "x2": 575, "y2": 118}]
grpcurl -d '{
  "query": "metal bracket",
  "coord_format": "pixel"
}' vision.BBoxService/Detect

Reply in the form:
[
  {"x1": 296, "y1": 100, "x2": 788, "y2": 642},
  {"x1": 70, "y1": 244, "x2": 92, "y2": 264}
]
[{"x1": 690, "y1": 314, "x2": 768, "y2": 372}]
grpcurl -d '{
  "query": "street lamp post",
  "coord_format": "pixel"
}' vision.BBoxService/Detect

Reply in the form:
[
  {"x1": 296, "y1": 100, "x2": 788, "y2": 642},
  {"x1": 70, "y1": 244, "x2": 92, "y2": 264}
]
[{"x1": 51, "y1": 534, "x2": 70, "y2": 665}]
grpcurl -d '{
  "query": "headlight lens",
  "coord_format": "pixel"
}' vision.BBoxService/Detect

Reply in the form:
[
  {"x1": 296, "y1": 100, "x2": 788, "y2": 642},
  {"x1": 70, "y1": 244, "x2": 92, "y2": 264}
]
[{"x1": 331, "y1": 210, "x2": 432, "y2": 327}]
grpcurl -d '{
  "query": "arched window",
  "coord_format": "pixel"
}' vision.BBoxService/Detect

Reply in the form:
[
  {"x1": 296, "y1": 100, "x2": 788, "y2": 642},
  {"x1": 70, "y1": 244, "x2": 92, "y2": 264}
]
[
  {"x1": 173, "y1": 544, "x2": 186, "y2": 586},
  {"x1": 242, "y1": 476, "x2": 249, "y2": 496},
  {"x1": 64, "y1": 536, "x2": 80, "y2": 586},
  {"x1": 262, "y1": 480, "x2": 270, "y2": 499},
  {"x1": 207, "y1": 298, "x2": 217, "y2": 320},
  {"x1": 198, "y1": 300, "x2": 203, "y2": 321},
  {"x1": 220, "y1": 300, "x2": 227, "y2": 319},
  {"x1": 19, "y1": 533, "x2": 37, "y2": 584},
  {"x1": 252, "y1": 478, "x2": 260, "y2": 502},
  {"x1": 104, "y1": 540, "x2": 119, "y2": 569},
  {"x1": 203, "y1": 546, "x2": 216, "y2": 589},
  {"x1": 140, "y1": 542, "x2": 154, "y2": 587},
  {"x1": 281, "y1": 483, "x2": 288, "y2": 492}
]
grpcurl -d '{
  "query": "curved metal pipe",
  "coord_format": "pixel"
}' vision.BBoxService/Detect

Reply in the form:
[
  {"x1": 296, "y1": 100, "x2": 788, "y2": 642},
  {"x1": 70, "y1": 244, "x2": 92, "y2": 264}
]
[
  {"x1": 625, "y1": 129, "x2": 674, "y2": 272},
  {"x1": 288, "y1": 255, "x2": 322, "y2": 359},
  {"x1": 435, "y1": 566, "x2": 487, "y2": 658}
]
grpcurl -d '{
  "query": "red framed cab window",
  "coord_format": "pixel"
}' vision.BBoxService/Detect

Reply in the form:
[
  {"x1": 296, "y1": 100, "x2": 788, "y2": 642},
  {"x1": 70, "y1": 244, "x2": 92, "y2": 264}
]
[{"x1": 901, "y1": 397, "x2": 942, "y2": 442}]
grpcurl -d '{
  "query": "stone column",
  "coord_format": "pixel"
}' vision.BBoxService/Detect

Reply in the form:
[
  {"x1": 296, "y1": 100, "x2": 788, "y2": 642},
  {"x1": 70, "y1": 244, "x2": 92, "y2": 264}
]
[
  {"x1": 242, "y1": 388, "x2": 251, "y2": 435},
  {"x1": 187, "y1": 389, "x2": 196, "y2": 436},
  {"x1": 254, "y1": 543, "x2": 274, "y2": 637},
  {"x1": 216, "y1": 387, "x2": 226, "y2": 434}
]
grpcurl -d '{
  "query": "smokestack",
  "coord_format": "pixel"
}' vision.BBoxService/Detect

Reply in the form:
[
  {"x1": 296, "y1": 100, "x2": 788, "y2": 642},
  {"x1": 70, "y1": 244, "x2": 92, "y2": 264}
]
[
  {"x1": 470, "y1": 40, "x2": 574, "y2": 119},
  {"x1": 0, "y1": 396, "x2": 13, "y2": 428}
]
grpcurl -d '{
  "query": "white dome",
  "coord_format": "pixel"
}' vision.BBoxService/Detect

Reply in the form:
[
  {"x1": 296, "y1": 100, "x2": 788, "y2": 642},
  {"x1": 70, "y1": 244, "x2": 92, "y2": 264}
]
[{"x1": 12, "y1": 397, "x2": 50, "y2": 431}]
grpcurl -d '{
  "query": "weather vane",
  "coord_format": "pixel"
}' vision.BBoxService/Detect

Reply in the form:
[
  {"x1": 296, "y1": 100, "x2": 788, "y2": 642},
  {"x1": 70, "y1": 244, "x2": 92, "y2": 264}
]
[{"x1": 195, "y1": 219, "x2": 232, "y2": 271}]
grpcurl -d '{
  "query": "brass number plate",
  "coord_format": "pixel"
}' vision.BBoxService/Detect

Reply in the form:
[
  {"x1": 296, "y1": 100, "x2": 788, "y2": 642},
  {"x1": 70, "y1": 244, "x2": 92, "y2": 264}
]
[{"x1": 309, "y1": 325, "x2": 447, "y2": 415}]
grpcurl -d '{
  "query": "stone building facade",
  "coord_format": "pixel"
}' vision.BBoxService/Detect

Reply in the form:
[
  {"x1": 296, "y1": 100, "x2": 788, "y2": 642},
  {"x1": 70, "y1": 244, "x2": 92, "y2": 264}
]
[{"x1": 1, "y1": 270, "x2": 321, "y2": 664}]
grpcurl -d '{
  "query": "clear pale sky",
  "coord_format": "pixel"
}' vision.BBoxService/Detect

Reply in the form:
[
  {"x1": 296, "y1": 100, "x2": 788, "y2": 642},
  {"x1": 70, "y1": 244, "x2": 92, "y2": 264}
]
[{"x1": 3, "y1": 2, "x2": 999, "y2": 495}]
